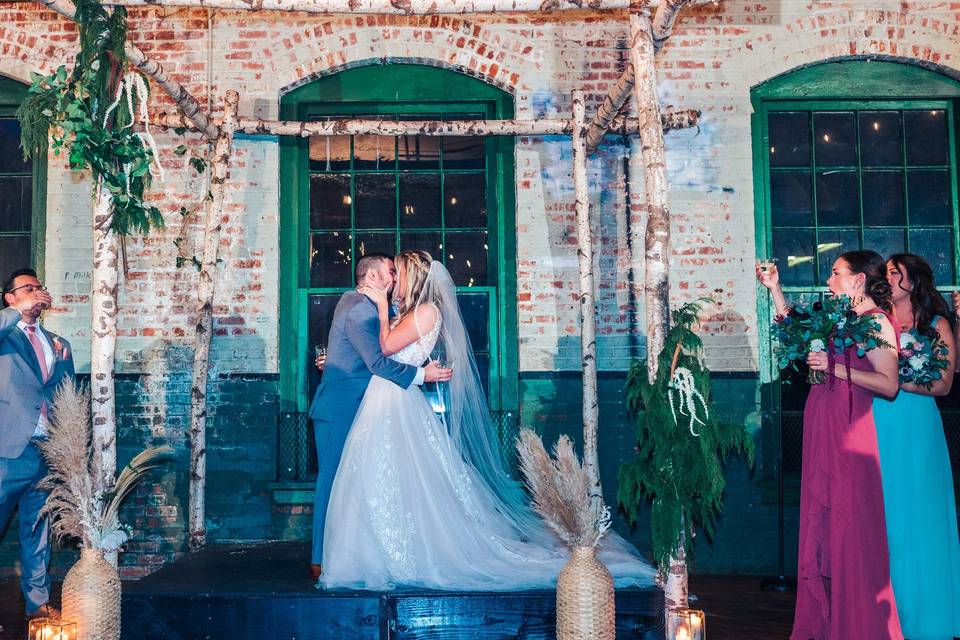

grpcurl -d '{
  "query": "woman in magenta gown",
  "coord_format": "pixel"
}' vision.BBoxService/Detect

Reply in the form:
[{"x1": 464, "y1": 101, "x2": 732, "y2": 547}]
[{"x1": 758, "y1": 250, "x2": 904, "y2": 640}]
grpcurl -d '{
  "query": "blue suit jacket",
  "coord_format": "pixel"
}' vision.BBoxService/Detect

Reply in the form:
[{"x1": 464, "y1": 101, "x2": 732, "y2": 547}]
[
  {"x1": 0, "y1": 307, "x2": 76, "y2": 459},
  {"x1": 308, "y1": 290, "x2": 417, "y2": 425}
]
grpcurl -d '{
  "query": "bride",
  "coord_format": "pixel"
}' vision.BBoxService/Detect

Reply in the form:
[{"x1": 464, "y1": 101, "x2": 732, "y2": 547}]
[{"x1": 319, "y1": 249, "x2": 656, "y2": 590}]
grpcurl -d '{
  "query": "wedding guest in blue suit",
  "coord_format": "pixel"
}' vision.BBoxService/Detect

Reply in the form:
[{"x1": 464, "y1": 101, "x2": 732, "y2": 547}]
[
  {"x1": 875, "y1": 254, "x2": 960, "y2": 640},
  {"x1": 1, "y1": 268, "x2": 75, "y2": 620}
]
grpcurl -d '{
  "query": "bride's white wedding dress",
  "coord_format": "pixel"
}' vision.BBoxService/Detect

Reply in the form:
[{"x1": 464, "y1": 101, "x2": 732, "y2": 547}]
[{"x1": 320, "y1": 263, "x2": 655, "y2": 591}]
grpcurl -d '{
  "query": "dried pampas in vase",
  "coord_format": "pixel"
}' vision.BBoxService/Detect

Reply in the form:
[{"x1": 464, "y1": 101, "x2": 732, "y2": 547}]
[
  {"x1": 517, "y1": 429, "x2": 615, "y2": 640},
  {"x1": 37, "y1": 383, "x2": 174, "y2": 640}
]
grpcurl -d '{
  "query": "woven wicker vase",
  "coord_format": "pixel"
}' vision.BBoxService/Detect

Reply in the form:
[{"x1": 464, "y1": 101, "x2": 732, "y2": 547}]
[
  {"x1": 556, "y1": 546, "x2": 616, "y2": 640},
  {"x1": 62, "y1": 548, "x2": 121, "y2": 640}
]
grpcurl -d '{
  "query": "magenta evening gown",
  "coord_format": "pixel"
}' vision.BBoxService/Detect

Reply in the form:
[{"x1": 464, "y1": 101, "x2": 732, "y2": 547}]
[{"x1": 790, "y1": 311, "x2": 904, "y2": 640}]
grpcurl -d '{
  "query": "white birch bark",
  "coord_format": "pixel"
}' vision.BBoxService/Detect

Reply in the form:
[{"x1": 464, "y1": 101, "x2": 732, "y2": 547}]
[
  {"x1": 188, "y1": 91, "x2": 240, "y2": 551},
  {"x1": 91, "y1": 184, "x2": 119, "y2": 494},
  {"x1": 154, "y1": 112, "x2": 697, "y2": 137},
  {"x1": 630, "y1": 5, "x2": 671, "y2": 386},
  {"x1": 585, "y1": 0, "x2": 691, "y2": 153},
  {"x1": 108, "y1": 0, "x2": 635, "y2": 14},
  {"x1": 631, "y1": 2, "x2": 687, "y2": 616},
  {"x1": 571, "y1": 90, "x2": 602, "y2": 505}
]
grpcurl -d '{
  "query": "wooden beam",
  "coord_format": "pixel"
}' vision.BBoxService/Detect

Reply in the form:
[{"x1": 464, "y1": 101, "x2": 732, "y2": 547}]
[
  {"x1": 34, "y1": 0, "x2": 219, "y2": 140},
  {"x1": 153, "y1": 110, "x2": 699, "y2": 137},
  {"x1": 584, "y1": 0, "x2": 693, "y2": 154}
]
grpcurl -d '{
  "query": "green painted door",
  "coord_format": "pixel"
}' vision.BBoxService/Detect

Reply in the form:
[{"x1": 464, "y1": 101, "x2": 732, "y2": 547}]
[{"x1": 279, "y1": 64, "x2": 518, "y2": 423}]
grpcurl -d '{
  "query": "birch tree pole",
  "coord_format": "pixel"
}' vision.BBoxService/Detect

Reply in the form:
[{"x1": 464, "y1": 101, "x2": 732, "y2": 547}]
[
  {"x1": 188, "y1": 91, "x2": 240, "y2": 550},
  {"x1": 631, "y1": 0, "x2": 686, "y2": 615},
  {"x1": 631, "y1": 3, "x2": 671, "y2": 386},
  {"x1": 91, "y1": 186, "x2": 120, "y2": 487},
  {"x1": 570, "y1": 90, "x2": 602, "y2": 505}
]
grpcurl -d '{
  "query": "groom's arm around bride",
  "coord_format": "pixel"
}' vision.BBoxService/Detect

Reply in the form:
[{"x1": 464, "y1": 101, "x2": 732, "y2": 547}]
[{"x1": 306, "y1": 254, "x2": 451, "y2": 579}]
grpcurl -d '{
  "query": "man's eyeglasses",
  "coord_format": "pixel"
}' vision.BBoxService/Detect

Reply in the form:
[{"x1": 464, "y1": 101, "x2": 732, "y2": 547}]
[{"x1": 6, "y1": 284, "x2": 47, "y2": 295}]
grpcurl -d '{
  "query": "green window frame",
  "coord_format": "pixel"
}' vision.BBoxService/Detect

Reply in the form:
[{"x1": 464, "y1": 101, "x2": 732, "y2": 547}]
[
  {"x1": 752, "y1": 59, "x2": 960, "y2": 495},
  {"x1": 0, "y1": 75, "x2": 47, "y2": 280},
  {"x1": 279, "y1": 64, "x2": 518, "y2": 416}
]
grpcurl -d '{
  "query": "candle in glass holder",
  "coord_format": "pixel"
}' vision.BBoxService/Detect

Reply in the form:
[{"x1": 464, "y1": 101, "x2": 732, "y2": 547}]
[
  {"x1": 27, "y1": 619, "x2": 76, "y2": 640},
  {"x1": 667, "y1": 608, "x2": 706, "y2": 640}
]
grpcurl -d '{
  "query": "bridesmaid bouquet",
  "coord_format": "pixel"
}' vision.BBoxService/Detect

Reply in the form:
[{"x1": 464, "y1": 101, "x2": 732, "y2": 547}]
[
  {"x1": 773, "y1": 295, "x2": 892, "y2": 384},
  {"x1": 898, "y1": 329, "x2": 949, "y2": 389}
]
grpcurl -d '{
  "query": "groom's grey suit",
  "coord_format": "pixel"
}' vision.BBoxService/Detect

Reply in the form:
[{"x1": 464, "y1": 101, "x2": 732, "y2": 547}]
[
  {"x1": 308, "y1": 290, "x2": 419, "y2": 564},
  {"x1": 0, "y1": 306, "x2": 75, "y2": 613}
]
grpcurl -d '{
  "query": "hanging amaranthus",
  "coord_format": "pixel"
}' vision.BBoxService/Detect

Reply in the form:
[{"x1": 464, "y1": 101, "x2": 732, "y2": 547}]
[
  {"x1": 17, "y1": 0, "x2": 164, "y2": 236},
  {"x1": 618, "y1": 297, "x2": 754, "y2": 576}
]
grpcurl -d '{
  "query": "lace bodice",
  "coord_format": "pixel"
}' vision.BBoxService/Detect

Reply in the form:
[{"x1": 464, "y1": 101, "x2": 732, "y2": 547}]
[{"x1": 389, "y1": 306, "x2": 442, "y2": 366}]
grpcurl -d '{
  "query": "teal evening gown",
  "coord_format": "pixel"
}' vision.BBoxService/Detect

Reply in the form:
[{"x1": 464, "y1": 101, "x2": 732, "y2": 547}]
[{"x1": 874, "y1": 328, "x2": 960, "y2": 640}]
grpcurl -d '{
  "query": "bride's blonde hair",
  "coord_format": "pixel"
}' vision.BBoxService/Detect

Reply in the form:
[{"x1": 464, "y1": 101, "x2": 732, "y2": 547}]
[{"x1": 394, "y1": 249, "x2": 434, "y2": 319}]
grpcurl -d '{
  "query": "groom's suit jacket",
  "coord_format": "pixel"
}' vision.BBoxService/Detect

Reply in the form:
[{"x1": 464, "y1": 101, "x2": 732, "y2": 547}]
[
  {"x1": 308, "y1": 290, "x2": 418, "y2": 425},
  {"x1": 0, "y1": 306, "x2": 75, "y2": 459}
]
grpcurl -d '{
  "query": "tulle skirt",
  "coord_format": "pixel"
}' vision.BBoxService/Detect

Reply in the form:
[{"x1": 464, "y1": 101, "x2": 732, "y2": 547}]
[{"x1": 319, "y1": 376, "x2": 657, "y2": 591}]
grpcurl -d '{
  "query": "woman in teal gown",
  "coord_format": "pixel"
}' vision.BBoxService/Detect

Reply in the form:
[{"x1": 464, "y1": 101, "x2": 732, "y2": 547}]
[{"x1": 874, "y1": 253, "x2": 960, "y2": 640}]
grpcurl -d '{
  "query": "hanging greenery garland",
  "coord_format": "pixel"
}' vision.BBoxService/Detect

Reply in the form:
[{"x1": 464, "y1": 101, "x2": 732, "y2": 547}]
[
  {"x1": 618, "y1": 297, "x2": 754, "y2": 576},
  {"x1": 17, "y1": 0, "x2": 164, "y2": 236}
]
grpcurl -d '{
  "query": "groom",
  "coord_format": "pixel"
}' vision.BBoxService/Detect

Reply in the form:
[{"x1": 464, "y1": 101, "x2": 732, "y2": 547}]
[{"x1": 308, "y1": 253, "x2": 451, "y2": 579}]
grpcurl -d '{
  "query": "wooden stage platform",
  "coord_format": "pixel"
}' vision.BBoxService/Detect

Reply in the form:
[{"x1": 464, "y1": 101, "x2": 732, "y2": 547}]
[{"x1": 1, "y1": 542, "x2": 798, "y2": 639}]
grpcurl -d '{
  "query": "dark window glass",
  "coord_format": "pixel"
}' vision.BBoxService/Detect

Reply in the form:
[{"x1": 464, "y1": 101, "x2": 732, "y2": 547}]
[
  {"x1": 905, "y1": 110, "x2": 949, "y2": 166},
  {"x1": 771, "y1": 229, "x2": 815, "y2": 286},
  {"x1": 310, "y1": 233, "x2": 352, "y2": 287},
  {"x1": 398, "y1": 174, "x2": 442, "y2": 229},
  {"x1": 354, "y1": 134, "x2": 395, "y2": 171},
  {"x1": 817, "y1": 228, "x2": 859, "y2": 280},
  {"x1": 814, "y1": 112, "x2": 857, "y2": 167},
  {"x1": 400, "y1": 231, "x2": 443, "y2": 256},
  {"x1": 863, "y1": 227, "x2": 905, "y2": 261},
  {"x1": 768, "y1": 112, "x2": 811, "y2": 167},
  {"x1": 0, "y1": 119, "x2": 29, "y2": 173},
  {"x1": 0, "y1": 177, "x2": 30, "y2": 232},
  {"x1": 444, "y1": 174, "x2": 487, "y2": 228},
  {"x1": 771, "y1": 171, "x2": 813, "y2": 226},
  {"x1": 859, "y1": 112, "x2": 903, "y2": 167},
  {"x1": 909, "y1": 228, "x2": 954, "y2": 284},
  {"x1": 0, "y1": 236, "x2": 30, "y2": 284},
  {"x1": 444, "y1": 137, "x2": 486, "y2": 170},
  {"x1": 309, "y1": 174, "x2": 351, "y2": 230},
  {"x1": 445, "y1": 232, "x2": 489, "y2": 287},
  {"x1": 816, "y1": 171, "x2": 859, "y2": 226},
  {"x1": 457, "y1": 292, "x2": 490, "y2": 352},
  {"x1": 354, "y1": 232, "x2": 396, "y2": 258},
  {"x1": 908, "y1": 169, "x2": 952, "y2": 226},
  {"x1": 862, "y1": 171, "x2": 905, "y2": 226},
  {"x1": 399, "y1": 114, "x2": 440, "y2": 170},
  {"x1": 307, "y1": 294, "x2": 341, "y2": 400},
  {"x1": 354, "y1": 174, "x2": 396, "y2": 229}
]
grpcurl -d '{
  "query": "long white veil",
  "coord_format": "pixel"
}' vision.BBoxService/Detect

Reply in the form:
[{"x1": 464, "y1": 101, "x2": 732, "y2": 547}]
[{"x1": 415, "y1": 261, "x2": 554, "y2": 543}]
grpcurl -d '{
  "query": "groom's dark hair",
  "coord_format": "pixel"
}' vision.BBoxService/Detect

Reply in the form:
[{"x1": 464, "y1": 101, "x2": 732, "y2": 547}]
[{"x1": 355, "y1": 253, "x2": 393, "y2": 284}]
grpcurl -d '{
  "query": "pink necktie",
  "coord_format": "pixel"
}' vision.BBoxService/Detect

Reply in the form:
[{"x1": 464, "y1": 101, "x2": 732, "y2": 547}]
[
  {"x1": 26, "y1": 325, "x2": 50, "y2": 382},
  {"x1": 26, "y1": 325, "x2": 50, "y2": 418}
]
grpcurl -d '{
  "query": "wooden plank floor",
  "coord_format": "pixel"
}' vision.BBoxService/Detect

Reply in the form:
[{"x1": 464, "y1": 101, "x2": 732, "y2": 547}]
[{"x1": 1, "y1": 557, "x2": 798, "y2": 640}]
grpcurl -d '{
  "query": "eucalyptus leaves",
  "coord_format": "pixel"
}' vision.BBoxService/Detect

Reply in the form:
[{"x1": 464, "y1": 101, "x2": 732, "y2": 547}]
[{"x1": 773, "y1": 295, "x2": 893, "y2": 384}]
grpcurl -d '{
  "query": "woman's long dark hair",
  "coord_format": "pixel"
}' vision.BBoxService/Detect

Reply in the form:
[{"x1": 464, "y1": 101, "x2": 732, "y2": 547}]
[
  {"x1": 840, "y1": 250, "x2": 892, "y2": 311},
  {"x1": 888, "y1": 253, "x2": 956, "y2": 337}
]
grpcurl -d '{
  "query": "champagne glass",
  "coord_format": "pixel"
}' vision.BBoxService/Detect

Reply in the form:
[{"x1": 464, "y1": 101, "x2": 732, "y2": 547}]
[{"x1": 758, "y1": 256, "x2": 777, "y2": 273}]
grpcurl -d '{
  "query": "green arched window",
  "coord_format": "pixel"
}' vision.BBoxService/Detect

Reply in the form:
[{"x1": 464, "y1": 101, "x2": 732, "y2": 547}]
[
  {"x1": 0, "y1": 75, "x2": 46, "y2": 280},
  {"x1": 752, "y1": 59, "x2": 960, "y2": 489},
  {"x1": 279, "y1": 64, "x2": 518, "y2": 421}
]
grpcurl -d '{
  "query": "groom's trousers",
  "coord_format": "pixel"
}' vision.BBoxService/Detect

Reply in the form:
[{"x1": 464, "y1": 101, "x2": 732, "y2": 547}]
[{"x1": 311, "y1": 417, "x2": 352, "y2": 564}]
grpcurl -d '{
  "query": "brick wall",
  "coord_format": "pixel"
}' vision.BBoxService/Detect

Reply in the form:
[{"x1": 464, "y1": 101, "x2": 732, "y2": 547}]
[{"x1": 1, "y1": 2, "x2": 958, "y2": 575}]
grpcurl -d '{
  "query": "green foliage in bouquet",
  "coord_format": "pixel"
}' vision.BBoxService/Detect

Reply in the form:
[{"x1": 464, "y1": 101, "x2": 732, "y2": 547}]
[
  {"x1": 17, "y1": 0, "x2": 164, "y2": 236},
  {"x1": 773, "y1": 294, "x2": 893, "y2": 384},
  {"x1": 618, "y1": 299, "x2": 754, "y2": 575},
  {"x1": 898, "y1": 329, "x2": 950, "y2": 389}
]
